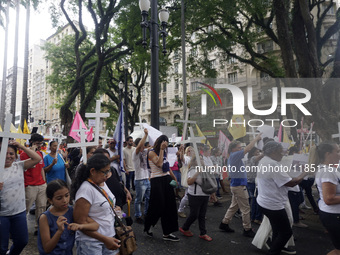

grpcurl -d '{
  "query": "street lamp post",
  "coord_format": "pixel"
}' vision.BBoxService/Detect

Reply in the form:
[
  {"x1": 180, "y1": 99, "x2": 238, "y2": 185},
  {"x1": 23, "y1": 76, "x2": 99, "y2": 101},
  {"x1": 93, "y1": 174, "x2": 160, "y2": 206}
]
[
  {"x1": 139, "y1": 0, "x2": 169, "y2": 130},
  {"x1": 124, "y1": 63, "x2": 129, "y2": 138}
]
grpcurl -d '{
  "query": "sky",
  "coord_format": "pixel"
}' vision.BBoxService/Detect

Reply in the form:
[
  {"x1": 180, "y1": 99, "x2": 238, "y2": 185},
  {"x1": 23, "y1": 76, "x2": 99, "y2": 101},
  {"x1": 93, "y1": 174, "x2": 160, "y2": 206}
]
[{"x1": 0, "y1": 3, "x2": 54, "y2": 81}]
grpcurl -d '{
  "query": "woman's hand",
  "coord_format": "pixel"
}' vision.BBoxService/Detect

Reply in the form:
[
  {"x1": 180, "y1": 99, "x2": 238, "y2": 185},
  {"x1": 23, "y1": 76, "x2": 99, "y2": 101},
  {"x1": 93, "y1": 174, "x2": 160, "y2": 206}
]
[
  {"x1": 52, "y1": 157, "x2": 58, "y2": 165},
  {"x1": 160, "y1": 141, "x2": 168, "y2": 150},
  {"x1": 67, "y1": 223, "x2": 82, "y2": 231},
  {"x1": 103, "y1": 236, "x2": 121, "y2": 250},
  {"x1": 8, "y1": 140, "x2": 24, "y2": 150},
  {"x1": 56, "y1": 216, "x2": 67, "y2": 232}
]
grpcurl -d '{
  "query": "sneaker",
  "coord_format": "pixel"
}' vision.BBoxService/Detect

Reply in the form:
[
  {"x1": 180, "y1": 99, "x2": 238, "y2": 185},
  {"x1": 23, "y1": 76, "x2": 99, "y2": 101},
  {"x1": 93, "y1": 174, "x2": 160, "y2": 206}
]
[
  {"x1": 243, "y1": 229, "x2": 255, "y2": 238},
  {"x1": 300, "y1": 202, "x2": 311, "y2": 210},
  {"x1": 163, "y1": 233, "x2": 180, "y2": 242},
  {"x1": 135, "y1": 217, "x2": 144, "y2": 224},
  {"x1": 281, "y1": 247, "x2": 297, "y2": 254},
  {"x1": 178, "y1": 212, "x2": 187, "y2": 218},
  {"x1": 264, "y1": 238, "x2": 272, "y2": 250},
  {"x1": 293, "y1": 222, "x2": 308, "y2": 228},
  {"x1": 219, "y1": 222, "x2": 235, "y2": 232}
]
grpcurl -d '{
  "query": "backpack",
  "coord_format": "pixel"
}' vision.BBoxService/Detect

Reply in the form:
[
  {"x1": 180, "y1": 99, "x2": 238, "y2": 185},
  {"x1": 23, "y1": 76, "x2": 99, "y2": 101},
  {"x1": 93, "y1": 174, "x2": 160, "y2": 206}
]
[{"x1": 196, "y1": 168, "x2": 218, "y2": 194}]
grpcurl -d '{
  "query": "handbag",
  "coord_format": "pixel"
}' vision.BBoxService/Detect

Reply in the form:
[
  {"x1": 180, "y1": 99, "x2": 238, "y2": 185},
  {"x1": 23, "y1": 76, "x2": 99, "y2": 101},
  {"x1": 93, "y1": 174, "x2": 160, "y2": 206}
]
[{"x1": 87, "y1": 180, "x2": 137, "y2": 255}]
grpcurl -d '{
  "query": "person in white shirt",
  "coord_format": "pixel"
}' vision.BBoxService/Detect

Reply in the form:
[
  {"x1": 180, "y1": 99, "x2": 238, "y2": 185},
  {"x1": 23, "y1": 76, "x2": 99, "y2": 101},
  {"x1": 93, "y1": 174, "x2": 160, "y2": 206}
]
[
  {"x1": 123, "y1": 136, "x2": 136, "y2": 191},
  {"x1": 311, "y1": 142, "x2": 340, "y2": 255},
  {"x1": 132, "y1": 129, "x2": 150, "y2": 224},
  {"x1": 257, "y1": 141, "x2": 307, "y2": 255}
]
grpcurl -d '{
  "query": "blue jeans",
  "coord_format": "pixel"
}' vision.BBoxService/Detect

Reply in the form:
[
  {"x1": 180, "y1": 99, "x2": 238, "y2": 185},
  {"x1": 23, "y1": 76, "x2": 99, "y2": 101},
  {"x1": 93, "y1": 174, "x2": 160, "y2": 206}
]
[
  {"x1": 0, "y1": 211, "x2": 28, "y2": 255},
  {"x1": 76, "y1": 240, "x2": 119, "y2": 255},
  {"x1": 247, "y1": 182, "x2": 262, "y2": 221},
  {"x1": 172, "y1": 170, "x2": 181, "y2": 189},
  {"x1": 126, "y1": 171, "x2": 135, "y2": 191},
  {"x1": 134, "y1": 179, "x2": 151, "y2": 218}
]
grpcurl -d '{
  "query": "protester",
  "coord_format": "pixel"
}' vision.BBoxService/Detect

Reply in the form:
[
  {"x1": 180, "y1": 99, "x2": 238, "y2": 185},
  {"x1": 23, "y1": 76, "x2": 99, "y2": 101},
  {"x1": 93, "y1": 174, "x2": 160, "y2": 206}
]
[
  {"x1": 257, "y1": 141, "x2": 307, "y2": 255},
  {"x1": 144, "y1": 135, "x2": 179, "y2": 241},
  {"x1": 246, "y1": 147, "x2": 264, "y2": 224},
  {"x1": 178, "y1": 145, "x2": 194, "y2": 218},
  {"x1": 72, "y1": 154, "x2": 121, "y2": 254},
  {"x1": 0, "y1": 141, "x2": 41, "y2": 255},
  {"x1": 107, "y1": 139, "x2": 122, "y2": 182},
  {"x1": 179, "y1": 153, "x2": 212, "y2": 241},
  {"x1": 123, "y1": 136, "x2": 136, "y2": 191},
  {"x1": 38, "y1": 180, "x2": 98, "y2": 255},
  {"x1": 133, "y1": 129, "x2": 151, "y2": 224},
  {"x1": 21, "y1": 133, "x2": 47, "y2": 236},
  {"x1": 44, "y1": 141, "x2": 69, "y2": 183},
  {"x1": 219, "y1": 134, "x2": 261, "y2": 237},
  {"x1": 311, "y1": 142, "x2": 340, "y2": 255}
]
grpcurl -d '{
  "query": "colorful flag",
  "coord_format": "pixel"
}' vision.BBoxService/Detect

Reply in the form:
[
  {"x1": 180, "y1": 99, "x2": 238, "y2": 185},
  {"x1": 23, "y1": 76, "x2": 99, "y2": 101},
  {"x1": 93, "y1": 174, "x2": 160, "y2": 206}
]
[
  {"x1": 87, "y1": 126, "x2": 94, "y2": 142},
  {"x1": 195, "y1": 124, "x2": 212, "y2": 148},
  {"x1": 228, "y1": 115, "x2": 246, "y2": 140},
  {"x1": 113, "y1": 102, "x2": 125, "y2": 173},
  {"x1": 278, "y1": 124, "x2": 283, "y2": 142},
  {"x1": 69, "y1": 112, "x2": 88, "y2": 142},
  {"x1": 23, "y1": 119, "x2": 30, "y2": 134},
  {"x1": 10, "y1": 123, "x2": 17, "y2": 133}
]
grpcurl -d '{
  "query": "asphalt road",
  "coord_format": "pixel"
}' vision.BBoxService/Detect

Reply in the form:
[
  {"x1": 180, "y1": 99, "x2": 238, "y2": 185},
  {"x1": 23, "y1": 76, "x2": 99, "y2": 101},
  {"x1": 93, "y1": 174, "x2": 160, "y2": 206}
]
[{"x1": 17, "y1": 188, "x2": 333, "y2": 255}]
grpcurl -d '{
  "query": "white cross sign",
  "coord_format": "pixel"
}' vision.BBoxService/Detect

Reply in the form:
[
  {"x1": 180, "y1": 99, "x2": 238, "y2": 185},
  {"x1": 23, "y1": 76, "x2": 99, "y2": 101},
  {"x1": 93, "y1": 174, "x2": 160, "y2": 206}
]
[
  {"x1": 0, "y1": 114, "x2": 31, "y2": 181},
  {"x1": 176, "y1": 109, "x2": 194, "y2": 141},
  {"x1": 332, "y1": 122, "x2": 340, "y2": 141},
  {"x1": 67, "y1": 129, "x2": 97, "y2": 164},
  {"x1": 85, "y1": 100, "x2": 110, "y2": 145}
]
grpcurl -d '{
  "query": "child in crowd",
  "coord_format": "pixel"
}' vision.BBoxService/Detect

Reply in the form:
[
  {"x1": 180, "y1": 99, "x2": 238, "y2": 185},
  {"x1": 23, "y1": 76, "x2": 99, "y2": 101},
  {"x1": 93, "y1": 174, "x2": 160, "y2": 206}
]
[{"x1": 38, "y1": 180, "x2": 98, "y2": 255}]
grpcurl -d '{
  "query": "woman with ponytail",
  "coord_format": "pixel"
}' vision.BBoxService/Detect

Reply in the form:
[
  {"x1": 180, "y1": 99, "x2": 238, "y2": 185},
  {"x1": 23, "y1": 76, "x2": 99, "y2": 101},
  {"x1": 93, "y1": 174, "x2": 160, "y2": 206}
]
[
  {"x1": 312, "y1": 142, "x2": 340, "y2": 255},
  {"x1": 72, "y1": 154, "x2": 121, "y2": 255}
]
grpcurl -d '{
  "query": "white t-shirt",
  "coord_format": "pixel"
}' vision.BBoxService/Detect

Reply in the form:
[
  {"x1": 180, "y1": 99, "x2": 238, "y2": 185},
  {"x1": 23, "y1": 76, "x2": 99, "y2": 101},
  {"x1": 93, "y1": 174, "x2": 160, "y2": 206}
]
[
  {"x1": 281, "y1": 155, "x2": 300, "y2": 192},
  {"x1": 316, "y1": 165, "x2": 340, "y2": 214},
  {"x1": 123, "y1": 147, "x2": 136, "y2": 172},
  {"x1": 0, "y1": 161, "x2": 26, "y2": 216},
  {"x1": 187, "y1": 167, "x2": 210, "y2": 196},
  {"x1": 133, "y1": 149, "x2": 150, "y2": 180},
  {"x1": 75, "y1": 182, "x2": 116, "y2": 242},
  {"x1": 257, "y1": 156, "x2": 292, "y2": 210}
]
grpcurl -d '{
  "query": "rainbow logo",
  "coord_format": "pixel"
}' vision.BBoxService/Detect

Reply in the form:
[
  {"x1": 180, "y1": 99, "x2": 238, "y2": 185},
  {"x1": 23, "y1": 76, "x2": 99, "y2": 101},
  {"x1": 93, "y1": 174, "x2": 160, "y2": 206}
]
[{"x1": 198, "y1": 82, "x2": 223, "y2": 106}]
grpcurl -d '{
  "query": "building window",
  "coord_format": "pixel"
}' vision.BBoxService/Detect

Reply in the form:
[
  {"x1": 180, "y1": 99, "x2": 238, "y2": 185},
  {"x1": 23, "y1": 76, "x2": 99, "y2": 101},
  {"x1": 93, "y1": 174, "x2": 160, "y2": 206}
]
[
  {"x1": 174, "y1": 63, "x2": 179, "y2": 74},
  {"x1": 163, "y1": 83, "x2": 167, "y2": 92},
  {"x1": 163, "y1": 98, "x2": 167, "y2": 106},
  {"x1": 210, "y1": 59, "x2": 216, "y2": 69},
  {"x1": 142, "y1": 88, "x2": 145, "y2": 96},
  {"x1": 174, "y1": 49, "x2": 180, "y2": 60},
  {"x1": 175, "y1": 79, "x2": 179, "y2": 90},
  {"x1": 190, "y1": 48, "x2": 198, "y2": 57},
  {"x1": 191, "y1": 81, "x2": 199, "y2": 92},
  {"x1": 142, "y1": 102, "x2": 145, "y2": 112},
  {"x1": 175, "y1": 95, "x2": 179, "y2": 106},
  {"x1": 228, "y1": 72, "x2": 238, "y2": 83},
  {"x1": 227, "y1": 56, "x2": 236, "y2": 64}
]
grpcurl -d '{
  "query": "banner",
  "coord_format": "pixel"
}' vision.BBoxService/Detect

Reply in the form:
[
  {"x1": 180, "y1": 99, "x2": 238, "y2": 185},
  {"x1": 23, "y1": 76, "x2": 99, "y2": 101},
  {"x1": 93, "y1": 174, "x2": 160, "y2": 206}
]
[
  {"x1": 23, "y1": 119, "x2": 30, "y2": 134},
  {"x1": 228, "y1": 115, "x2": 246, "y2": 140},
  {"x1": 113, "y1": 102, "x2": 125, "y2": 172}
]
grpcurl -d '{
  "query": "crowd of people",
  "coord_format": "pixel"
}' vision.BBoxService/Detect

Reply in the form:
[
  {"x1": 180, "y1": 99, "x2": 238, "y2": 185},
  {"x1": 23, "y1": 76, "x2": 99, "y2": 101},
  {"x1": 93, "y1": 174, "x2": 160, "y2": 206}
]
[{"x1": 0, "y1": 129, "x2": 339, "y2": 255}]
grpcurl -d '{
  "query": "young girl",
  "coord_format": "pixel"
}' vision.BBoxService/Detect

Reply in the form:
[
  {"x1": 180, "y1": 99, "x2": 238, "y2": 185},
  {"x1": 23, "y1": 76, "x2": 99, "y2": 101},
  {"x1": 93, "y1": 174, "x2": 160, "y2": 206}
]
[{"x1": 38, "y1": 180, "x2": 99, "y2": 255}]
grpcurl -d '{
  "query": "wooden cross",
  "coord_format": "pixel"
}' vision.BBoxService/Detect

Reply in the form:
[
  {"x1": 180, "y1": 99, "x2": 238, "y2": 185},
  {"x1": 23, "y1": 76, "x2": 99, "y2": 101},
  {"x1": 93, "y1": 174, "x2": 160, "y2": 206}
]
[
  {"x1": 176, "y1": 109, "x2": 194, "y2": 141},
  {"x1": 246, "y1": 126, "x2": 260, "y2": 139},
  {"x1": 85, "y1": 100, "x2": 110, "y2": 145},
  {"x1": 0, "y1": 114, "x2": 31, "y2": 180},
  {"x1": 332, "y1": 122, "x2": 340, "y2": 141},
  {"x1": 101, "y1": 130, "x2": 111, "y2": 147},
  {"x1": 67, "y1": 129, "x2": 97, "y2": 164},
  {"x1": 178, "y1": 126, "x2": 204, "y2": 168}
]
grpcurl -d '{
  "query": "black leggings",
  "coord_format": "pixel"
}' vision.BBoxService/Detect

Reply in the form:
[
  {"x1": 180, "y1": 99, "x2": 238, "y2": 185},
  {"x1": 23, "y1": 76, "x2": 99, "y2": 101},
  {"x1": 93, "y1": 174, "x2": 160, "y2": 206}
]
[
  {"x1": 319, "y1": 210, "x2": 340, "y2": 250},
  {"x1": 259, "y1": 205, "x2": 293, "y2": 255}
]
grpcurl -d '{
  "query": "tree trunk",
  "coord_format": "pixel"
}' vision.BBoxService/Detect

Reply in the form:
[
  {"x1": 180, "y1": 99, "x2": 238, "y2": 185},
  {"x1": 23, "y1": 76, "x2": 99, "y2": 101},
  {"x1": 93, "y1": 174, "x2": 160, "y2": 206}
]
[
  {"x1": 21, "y1": 0, "x2": 30, "y2": 128},
  {"x1": 10, "y1": 0, "x2": 20, "y2": 124},
  {"x1": 0, "y1": 1, "x2": 9, "y2": 126}
]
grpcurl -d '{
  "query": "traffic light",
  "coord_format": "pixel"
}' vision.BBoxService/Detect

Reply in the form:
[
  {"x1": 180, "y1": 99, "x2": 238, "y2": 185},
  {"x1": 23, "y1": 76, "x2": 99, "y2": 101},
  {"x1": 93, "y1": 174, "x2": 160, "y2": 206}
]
[
  {"x1": 43, "y1": 120, "x2": 46, "y2": 125},
  {"x1": 38, "y1": 120, "x2": 42, "y2": 125}
]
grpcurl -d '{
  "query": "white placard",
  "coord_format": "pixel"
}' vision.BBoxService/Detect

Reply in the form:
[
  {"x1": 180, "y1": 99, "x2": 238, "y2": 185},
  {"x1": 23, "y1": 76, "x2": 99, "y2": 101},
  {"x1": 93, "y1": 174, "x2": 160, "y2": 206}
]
[{"x1": 167, "y1": 147, "x2": 178, "y2": 167}]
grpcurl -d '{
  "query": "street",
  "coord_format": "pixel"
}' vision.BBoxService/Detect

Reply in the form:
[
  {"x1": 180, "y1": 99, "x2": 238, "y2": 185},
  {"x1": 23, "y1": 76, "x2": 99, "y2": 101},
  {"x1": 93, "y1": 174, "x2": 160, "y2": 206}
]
[{"x1": 19, "y1": 188, "x2": 332, "y2": 255}]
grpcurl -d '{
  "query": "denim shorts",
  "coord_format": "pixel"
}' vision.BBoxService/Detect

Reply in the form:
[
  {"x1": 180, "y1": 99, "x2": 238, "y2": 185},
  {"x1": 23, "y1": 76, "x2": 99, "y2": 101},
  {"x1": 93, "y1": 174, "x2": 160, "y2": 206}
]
[{"x1": 76, "y1": 240, "x2": 119, "y2": 255}]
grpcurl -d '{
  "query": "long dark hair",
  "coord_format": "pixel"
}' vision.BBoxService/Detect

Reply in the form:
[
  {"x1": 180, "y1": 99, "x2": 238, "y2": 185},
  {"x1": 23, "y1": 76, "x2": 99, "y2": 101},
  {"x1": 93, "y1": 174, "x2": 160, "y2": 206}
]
[
  {"x1": 153, "y1": 135, "x2": 169, "y2": 155},
  {"x1": 309, "y1": 141, "x2": 337, "y2": 165},
  {"x1": 71, "y1": 153, "x2": 110, "y2": 199}
]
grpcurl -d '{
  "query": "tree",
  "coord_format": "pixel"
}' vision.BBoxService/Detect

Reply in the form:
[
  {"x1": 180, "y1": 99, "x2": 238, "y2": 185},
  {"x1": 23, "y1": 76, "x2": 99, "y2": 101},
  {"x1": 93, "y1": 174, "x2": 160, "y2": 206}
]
[
  {"x1": 20, "y1": 0, "x2": 41, "y2": 128},
  {"x1": 172, "y1": 0, "x2": 340, "y2": 140}
]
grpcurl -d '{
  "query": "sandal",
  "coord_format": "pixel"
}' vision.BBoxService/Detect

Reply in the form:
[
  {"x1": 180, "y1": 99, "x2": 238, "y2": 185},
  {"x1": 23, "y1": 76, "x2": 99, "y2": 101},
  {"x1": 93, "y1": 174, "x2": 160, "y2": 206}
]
[
  {"x1": 179, "y1": 227, "x2": 194, "y2": 237},
  {"x1": 199, "y1": 234, "x2": 212, "y2": 241}
]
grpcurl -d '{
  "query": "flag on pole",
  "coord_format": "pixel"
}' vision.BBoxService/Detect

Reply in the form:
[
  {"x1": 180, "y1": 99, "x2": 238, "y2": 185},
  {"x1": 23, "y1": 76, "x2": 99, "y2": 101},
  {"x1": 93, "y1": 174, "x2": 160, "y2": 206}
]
[
  {"x1": 87, "y1": 126, "x2": 94, "y2": 142},
  {"x1": 228, "y1": 115, "x2": 246, "y2": 140},
  {"x1": 16, "y1": 125, "x2": 26, "y2": 146},
  {"x1": 69, "y1": 112, "x2": 89, "y2": 142},
  {"x1": 195, "y1": 124, "x2": 212, "y2": 148},
  {"x1": 23, "y1": 119, "x2": 30, "y2": 134},
  {"x1": 113, "y1": 103, "x2": 125, "y2": 173},
  {"x1": 10, "y1": 123, "x2": 17, "y2": 133},
  {"x1": 218, "y1": 130, "x2": 230, "y2": 160},
  {"x1": 278, "y1": 124, "x2": 283, "y2": 142}
]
